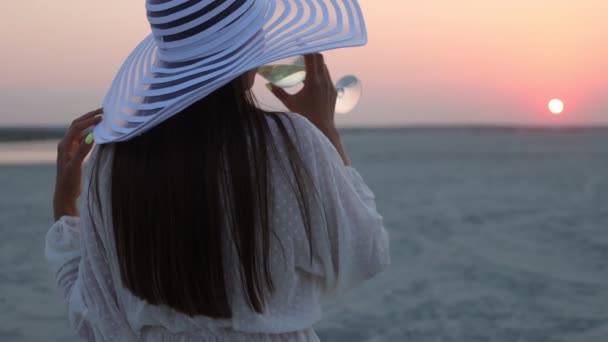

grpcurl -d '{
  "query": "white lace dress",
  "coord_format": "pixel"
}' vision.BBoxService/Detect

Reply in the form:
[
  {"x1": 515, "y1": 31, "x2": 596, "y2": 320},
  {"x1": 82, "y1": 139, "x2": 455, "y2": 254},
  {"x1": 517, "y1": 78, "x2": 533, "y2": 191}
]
[{"x1": 45, "y1": 113, "x2": 390, "y2": 341}]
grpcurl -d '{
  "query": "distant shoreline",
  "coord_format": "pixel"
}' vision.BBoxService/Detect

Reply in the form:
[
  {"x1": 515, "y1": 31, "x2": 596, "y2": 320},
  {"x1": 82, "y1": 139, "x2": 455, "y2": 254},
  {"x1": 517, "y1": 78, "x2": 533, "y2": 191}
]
[
  {"x1": 0, "y1": 127, "x2": 66, "y2": 142},
  {"x1": 1, "y1": 125, "x2": 607, "y2": 142}
]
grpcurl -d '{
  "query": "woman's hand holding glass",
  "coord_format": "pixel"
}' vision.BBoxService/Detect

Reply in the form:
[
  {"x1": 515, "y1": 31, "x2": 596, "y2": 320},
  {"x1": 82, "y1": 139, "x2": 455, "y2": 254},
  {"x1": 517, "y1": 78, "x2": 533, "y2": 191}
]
[
  {"x1": 267, "y1": 53, "x2": 351, "y2": 166},
  {"x1": 267, "y1": 53, "x2": 338, "y2": 133}
]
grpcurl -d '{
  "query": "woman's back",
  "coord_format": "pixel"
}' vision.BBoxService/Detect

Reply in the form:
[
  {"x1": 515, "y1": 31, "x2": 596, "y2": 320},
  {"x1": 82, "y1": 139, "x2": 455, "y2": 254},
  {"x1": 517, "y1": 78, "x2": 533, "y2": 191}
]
[
  {"x1": 46, "y1": 111, "x2": 389, "y2": 341},
  {"x1": 46, "y1": 2, "x2": 386, "y2": 338}
]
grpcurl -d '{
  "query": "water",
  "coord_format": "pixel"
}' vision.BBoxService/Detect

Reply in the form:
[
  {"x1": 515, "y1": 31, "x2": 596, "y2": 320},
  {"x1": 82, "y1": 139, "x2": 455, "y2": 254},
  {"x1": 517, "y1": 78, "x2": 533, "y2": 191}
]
[{"x1": 1, "y1": 127, "x2": 607, "y2": 341}]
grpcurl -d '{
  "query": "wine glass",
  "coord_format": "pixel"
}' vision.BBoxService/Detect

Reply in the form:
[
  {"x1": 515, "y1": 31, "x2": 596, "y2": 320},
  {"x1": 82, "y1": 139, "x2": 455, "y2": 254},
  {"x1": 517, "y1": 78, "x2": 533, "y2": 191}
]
[{"x1": 257, "y1": 56, "x2": 362, "y2": 114}]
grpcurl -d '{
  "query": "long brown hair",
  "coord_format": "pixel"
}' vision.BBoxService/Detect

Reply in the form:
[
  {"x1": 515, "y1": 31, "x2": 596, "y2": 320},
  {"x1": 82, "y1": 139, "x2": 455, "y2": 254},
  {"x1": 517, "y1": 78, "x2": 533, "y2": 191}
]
[{"x1": 89, "y1": 75, "x2": 318, "y2": 318}]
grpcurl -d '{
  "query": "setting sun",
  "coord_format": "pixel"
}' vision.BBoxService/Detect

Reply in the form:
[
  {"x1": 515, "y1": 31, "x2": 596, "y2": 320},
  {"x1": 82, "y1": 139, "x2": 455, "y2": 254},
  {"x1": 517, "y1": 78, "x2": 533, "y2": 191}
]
[{"x1": 548, "y1": 99, "x2": 564, "y2": 115}]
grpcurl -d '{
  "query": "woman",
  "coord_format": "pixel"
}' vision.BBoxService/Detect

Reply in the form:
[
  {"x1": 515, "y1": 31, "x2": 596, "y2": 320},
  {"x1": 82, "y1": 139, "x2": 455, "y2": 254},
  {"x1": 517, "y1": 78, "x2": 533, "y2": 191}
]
[{"x1": 46, "y1": 1, "x2": 389, "y2": 341}]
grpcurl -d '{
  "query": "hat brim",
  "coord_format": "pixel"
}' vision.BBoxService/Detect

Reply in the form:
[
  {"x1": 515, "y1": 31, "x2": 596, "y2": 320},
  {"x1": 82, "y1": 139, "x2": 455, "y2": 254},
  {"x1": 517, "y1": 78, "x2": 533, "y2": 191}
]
[{"x1": 95, "y1": 0, "x2": 367, "y2": 144}]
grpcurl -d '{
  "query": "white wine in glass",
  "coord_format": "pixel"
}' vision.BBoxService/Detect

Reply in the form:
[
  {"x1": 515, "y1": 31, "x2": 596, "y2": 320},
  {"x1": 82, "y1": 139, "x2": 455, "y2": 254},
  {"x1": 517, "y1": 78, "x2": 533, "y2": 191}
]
[{"x1": 258, "y1": 56, "x2": 362, "y2": 114}]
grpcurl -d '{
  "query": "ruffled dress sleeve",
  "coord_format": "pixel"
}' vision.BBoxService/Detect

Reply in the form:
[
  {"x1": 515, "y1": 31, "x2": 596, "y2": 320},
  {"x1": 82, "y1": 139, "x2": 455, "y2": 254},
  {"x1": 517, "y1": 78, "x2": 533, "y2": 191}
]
[
  {"x1": 44, "y1": 146, "x2": 136, "y2": 341},
  {"x1": 288, "y1": 114, "x2": 390, "y2": 295},
  {"x1": 45, "y1": 215, "x2": 94, "y2": 339}
]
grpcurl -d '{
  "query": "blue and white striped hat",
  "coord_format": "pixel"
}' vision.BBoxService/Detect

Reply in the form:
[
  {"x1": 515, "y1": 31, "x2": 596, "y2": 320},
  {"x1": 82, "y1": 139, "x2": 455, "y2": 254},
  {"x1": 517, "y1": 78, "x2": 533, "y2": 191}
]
[{"x1": 94, "y1": 0, "x2": 367, "y2": 144}]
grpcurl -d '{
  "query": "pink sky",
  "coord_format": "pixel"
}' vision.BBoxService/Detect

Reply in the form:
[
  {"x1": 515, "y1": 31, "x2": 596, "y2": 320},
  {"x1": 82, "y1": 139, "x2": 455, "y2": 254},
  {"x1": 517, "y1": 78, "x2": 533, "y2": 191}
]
[{"x1": 1, "y1": 0, "x2": 607, "y2": 126}]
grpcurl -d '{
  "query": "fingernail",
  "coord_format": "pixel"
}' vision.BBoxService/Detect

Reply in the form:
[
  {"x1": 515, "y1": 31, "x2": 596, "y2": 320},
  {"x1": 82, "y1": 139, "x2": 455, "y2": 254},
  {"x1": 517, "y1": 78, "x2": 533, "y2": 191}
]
[
  {"x1": 85, "y1": 133, "x2": 94, "y2": 145},
  {"x1": 265, "y1": 83, "x2": 273, "y2": 92},
  {"x1": 95, "y1": 114, "x2": 103, "y2": 119}
]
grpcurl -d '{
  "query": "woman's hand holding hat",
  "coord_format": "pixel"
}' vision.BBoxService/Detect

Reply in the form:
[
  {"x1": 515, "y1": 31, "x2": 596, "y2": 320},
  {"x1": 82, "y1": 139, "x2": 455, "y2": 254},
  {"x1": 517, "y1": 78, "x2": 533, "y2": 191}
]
[{"x1": 53, "y1": 108, "x2": 103, "y2": 221}]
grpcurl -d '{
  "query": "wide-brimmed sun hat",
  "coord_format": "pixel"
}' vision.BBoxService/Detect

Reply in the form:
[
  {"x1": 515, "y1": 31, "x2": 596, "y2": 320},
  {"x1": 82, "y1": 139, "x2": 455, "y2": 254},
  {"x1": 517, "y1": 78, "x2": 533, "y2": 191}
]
[{"x1": 93, "y1": 0, "x2": 367, "y2": 144}]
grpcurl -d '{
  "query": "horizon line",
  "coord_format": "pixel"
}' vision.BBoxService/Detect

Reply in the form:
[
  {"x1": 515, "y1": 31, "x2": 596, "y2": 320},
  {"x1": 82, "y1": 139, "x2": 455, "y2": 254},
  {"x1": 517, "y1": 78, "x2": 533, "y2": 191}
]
[{"x1": 1, "y1": 123, "x2": 608, "y2": 130}]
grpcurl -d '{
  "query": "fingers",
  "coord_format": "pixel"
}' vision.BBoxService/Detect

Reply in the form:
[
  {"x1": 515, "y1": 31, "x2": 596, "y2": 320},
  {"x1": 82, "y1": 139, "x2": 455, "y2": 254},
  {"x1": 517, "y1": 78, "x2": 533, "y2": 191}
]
[
  {"x1": 321, "y1": 62, "x2": 332, "y2": 84},
  {"x1": 314, "y1": 53, "x2": 325, "y2": 75},
  {"x1": 268, "y1": 83, "x2": 292, "y2": 105},
  {"x1": 72, "y1": 135, "x2": 95, "y2": 165},
  {"x1": 65, "y1": 114, "x2": 102, "y2": 143},
  {"x1": 303, "y1": 53, "x2": 333, "y2": 88},
  {"x1": 58, "y1": 109, "x2": 102, "y2": 160},
  {"x1": 73, "y1": 108, "x2": 103, "y2": 125},
  {"x1": 303, "y1": 53, "x2": 325, "y2": 82},
  {"x1": 304, "y1": 54, "x2": 316, "y2": 77}
]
